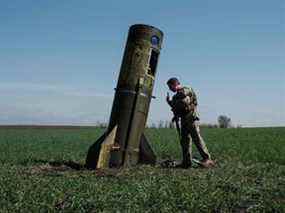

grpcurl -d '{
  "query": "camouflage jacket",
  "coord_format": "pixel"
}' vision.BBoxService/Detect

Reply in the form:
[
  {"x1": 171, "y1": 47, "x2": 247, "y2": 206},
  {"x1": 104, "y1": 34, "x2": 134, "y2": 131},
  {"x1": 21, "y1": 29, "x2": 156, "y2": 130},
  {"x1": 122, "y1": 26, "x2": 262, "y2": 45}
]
[{"x1": 169, "y1": 86, "x2": 199, "y2": 120}]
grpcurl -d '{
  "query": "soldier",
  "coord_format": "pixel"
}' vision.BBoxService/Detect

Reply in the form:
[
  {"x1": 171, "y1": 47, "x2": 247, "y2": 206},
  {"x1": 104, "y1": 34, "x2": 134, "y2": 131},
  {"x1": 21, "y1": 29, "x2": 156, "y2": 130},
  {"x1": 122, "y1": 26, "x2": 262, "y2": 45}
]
[{"x1": 166, "y1": 77, "x2": 215, "y2": 168}]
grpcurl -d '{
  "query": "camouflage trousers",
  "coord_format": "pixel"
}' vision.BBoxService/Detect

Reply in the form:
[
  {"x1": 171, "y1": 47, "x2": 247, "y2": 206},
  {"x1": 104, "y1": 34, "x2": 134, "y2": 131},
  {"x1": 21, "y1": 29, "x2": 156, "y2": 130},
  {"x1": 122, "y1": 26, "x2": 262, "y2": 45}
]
[{"x1": 180, "y1": 120, "x2": 211, "y2": 167}]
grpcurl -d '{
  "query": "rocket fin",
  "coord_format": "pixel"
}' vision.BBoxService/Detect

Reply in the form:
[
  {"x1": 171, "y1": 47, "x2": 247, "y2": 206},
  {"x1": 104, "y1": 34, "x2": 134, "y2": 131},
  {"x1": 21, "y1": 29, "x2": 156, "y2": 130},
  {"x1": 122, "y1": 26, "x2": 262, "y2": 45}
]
[
  {"x1": 85, "y1": 133, "x2": 106, "y2": 169},
  {"x1": 85, "y1": 125, "x2": 118, "y2": 169},
  {"x1": 96, "y1": 125, "x2": 118, "y2": 169},
  {"x1": 138, "y1": 133, "x2": 156, "y2": 165}
]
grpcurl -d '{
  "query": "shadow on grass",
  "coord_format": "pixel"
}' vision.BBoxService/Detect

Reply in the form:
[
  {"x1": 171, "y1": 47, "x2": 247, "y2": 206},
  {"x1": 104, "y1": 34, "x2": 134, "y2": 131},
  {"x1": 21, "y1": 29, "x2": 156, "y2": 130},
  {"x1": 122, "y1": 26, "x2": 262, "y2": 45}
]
[
  {"x1": 22, "y1": 159, "x2": 86, "y2": 177},
  {"x1": 23, "y1": 157, "x2": 216, "y2": 178},
  {"x1": 25, "y1": 159, "x2": 124, "y2": 177},
  {"x1": 23, "y1": 159, "x2": 85, "y2": 170}
]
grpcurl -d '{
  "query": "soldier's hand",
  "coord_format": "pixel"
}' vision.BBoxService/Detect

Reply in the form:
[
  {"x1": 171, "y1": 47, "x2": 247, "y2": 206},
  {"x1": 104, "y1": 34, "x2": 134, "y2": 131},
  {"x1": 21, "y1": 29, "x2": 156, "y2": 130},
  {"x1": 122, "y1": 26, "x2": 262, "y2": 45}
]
[{"x1": 189, "y1": 103, "x2": 196, "y2": 111}]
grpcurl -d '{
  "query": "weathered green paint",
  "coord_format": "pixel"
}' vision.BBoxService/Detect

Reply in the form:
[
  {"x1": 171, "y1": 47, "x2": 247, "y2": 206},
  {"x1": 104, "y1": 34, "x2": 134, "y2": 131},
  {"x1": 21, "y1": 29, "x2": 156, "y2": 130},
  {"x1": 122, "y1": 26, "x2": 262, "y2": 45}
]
[{"x1": 86, "y1": 24, "x2": 163, "y2": 169}]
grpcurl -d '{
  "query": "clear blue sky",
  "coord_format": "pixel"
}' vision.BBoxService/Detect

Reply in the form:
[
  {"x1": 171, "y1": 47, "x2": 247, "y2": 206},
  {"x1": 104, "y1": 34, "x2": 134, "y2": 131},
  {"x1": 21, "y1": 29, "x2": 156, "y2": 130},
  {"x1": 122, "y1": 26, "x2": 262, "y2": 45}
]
[{"x1": 0, "y1": 0, "x2": 284, "y2": 127}]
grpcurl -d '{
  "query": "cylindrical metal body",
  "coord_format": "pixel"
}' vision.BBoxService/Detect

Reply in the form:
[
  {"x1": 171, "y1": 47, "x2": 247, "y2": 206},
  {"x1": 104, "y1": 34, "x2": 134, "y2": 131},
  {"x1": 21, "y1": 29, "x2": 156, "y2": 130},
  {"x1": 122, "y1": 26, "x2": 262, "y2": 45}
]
[{"x1": 107, "y1": 24, "x2": 163, "y2": 167}]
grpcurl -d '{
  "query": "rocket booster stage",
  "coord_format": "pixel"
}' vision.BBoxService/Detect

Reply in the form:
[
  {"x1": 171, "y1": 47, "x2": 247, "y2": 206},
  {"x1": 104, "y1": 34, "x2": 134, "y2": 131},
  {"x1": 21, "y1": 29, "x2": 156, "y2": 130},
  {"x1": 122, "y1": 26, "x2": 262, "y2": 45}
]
[{"x1": 86, "y1": 24, "x2": 163, "y2": 169}]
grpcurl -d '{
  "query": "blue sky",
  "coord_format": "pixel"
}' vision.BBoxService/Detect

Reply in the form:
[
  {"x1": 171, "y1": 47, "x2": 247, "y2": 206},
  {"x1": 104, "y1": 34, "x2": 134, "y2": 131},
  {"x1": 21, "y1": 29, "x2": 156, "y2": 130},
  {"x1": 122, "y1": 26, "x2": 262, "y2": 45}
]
[{"x1": 0, "y1": 0, "x2": 284, "y2": 127}]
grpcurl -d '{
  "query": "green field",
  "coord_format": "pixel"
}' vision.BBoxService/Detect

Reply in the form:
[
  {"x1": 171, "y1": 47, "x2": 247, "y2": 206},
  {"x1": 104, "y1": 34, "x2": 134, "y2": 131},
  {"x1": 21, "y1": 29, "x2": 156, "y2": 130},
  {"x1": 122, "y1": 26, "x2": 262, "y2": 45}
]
[{"x1": 0, "y1": 126, "x2": 284, "y2": 212}]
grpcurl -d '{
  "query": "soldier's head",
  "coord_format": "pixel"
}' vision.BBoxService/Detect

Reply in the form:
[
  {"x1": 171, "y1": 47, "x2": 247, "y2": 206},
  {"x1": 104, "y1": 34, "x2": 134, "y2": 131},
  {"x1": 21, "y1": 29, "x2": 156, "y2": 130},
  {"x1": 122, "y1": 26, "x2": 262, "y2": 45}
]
[{"x1": 167, "y1": 77, "x2": 180, "y2": 92}]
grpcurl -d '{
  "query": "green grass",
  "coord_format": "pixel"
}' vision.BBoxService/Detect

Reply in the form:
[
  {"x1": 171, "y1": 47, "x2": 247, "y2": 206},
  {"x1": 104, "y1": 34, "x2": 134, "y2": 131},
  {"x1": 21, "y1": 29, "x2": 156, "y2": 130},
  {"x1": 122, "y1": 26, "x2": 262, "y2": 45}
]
[{"x1": 0, "y1": 126, "x2": 284, "y2": 212}]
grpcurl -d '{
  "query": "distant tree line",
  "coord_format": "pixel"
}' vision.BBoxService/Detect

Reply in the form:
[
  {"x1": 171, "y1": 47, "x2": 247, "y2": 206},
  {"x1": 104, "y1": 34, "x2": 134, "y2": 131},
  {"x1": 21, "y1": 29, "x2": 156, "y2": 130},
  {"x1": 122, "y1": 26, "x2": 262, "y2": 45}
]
[
  {"x1": 94, "y1": 115, "x2": 241, "y2": 129},
  {"x1": 95, "y1": 122, "x2": 108, "y2": 128},
  {"x1": 217, "y1": 115, "x2": 232, "y2": 128},
  {"x1": 147, "y1": 115, "x2": 241, "y2": 129}
]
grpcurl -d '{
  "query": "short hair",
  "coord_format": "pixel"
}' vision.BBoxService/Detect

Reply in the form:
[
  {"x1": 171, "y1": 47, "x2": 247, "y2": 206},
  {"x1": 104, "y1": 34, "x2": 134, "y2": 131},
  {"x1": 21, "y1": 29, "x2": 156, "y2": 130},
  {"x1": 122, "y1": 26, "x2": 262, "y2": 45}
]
[{"x1": 167, "y1": 77, "x2": 180, "y2": 85}]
